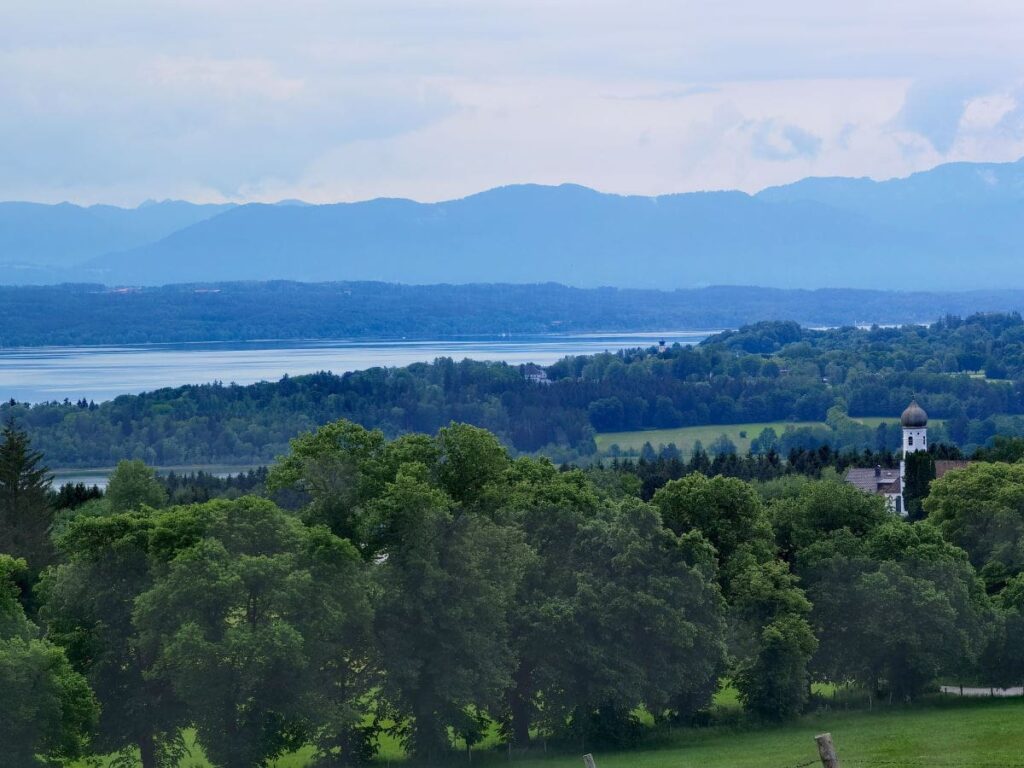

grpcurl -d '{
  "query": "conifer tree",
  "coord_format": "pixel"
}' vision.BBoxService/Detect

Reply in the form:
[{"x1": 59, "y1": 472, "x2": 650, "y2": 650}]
[{"x1": 0, "y1": 421, "x2": 55, "y2": 574}]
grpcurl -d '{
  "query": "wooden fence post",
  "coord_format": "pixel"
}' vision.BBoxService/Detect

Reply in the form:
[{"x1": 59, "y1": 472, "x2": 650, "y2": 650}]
[
  {"x1": 582, "y1": 754, "x2": 597, "y2": 768},
  {"x1": 815, "y1": 732, "x2": 841, "y2": 768}
]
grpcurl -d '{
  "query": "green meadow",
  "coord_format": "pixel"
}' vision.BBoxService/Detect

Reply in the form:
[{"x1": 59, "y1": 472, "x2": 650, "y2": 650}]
[
  {"x1": 74, "y1": 696, "x2": 1024, "y2": 767},
  {"x1": 595, "y1": 417, "x2": 930, "y2": 458}
]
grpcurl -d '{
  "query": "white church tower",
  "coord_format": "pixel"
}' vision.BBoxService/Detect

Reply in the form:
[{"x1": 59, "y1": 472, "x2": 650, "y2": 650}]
[
  {"x1": 901, "y1": 400, "x2": 928, "y2": 457},
  {"x1": 898, "y1": 400, "x2": 928, "y2": 515}
]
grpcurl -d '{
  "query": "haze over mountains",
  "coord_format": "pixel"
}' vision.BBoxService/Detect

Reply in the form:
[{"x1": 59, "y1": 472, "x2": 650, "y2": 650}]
[{"x1": 4, "y1": 158, "x2": 1024, "y2": 289}]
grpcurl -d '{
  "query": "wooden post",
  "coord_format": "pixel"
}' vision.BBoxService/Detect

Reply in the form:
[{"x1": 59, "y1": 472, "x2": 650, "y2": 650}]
[
  {"x1": 582, "y1": 754, "x2": 598, "y2": 768},
  {"x1": 815, "y1": 732, "x2": 841, "y2": 768}
]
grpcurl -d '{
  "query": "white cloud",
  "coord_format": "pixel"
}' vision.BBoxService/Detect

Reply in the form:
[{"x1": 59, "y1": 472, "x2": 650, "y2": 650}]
[{"x1": 4, "y1": 1, "x2": 1024, "y2": 203}]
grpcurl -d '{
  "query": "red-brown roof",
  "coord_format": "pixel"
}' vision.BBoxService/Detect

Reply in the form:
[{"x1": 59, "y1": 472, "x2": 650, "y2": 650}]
[{"x1": 935, "y1": 460, "x2": 971, "y2": 479}]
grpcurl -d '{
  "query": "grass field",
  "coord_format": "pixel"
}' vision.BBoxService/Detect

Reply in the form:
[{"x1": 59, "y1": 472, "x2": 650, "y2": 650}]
[
  {"x1": 492, "y1": 697, "x2": 1024, "y2": 768},
  {"x1": 594, "y1": 417, "x2": 933, "y2": 458},
  {"x1": 73, "y1": 696, "x2": 1024, "y2": 767}
]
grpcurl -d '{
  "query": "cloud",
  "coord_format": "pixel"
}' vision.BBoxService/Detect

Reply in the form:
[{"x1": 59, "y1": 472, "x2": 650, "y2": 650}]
[
  {"x1": 4, "y1": 1, "x2": 1024, "y2": 203},
  {"x1": 748, "y1": 120, "x2": 823, "y2": 161},
  {"x1": 894, "y1": 81, "x2": 982, "y2": 153}
]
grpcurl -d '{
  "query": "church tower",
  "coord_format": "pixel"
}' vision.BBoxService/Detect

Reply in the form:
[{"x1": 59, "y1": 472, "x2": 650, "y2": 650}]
[
  {"x1": 898, "y1": 400, "x2": 927, "y2": 516},
  {"x1": 901, "y1": 400, "x2": 928, "y2": 457}
]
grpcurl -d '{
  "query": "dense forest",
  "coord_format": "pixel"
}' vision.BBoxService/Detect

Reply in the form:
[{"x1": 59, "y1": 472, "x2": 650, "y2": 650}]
[
  {"x1": 8, "y1": 282, "x2": 1024, "y2": 346},
  {"x1": 3, "y1": 418, "x2": 1022, "y2": 766},
  {"x1": 6, "y1": 313, "x2": 1024, "y2": 468}
]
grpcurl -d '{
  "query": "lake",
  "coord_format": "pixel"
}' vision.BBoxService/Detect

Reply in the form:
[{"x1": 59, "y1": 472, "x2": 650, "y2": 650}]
[
  {"x1": 49, "y1": 465, "x2": 258, "y2": 491},
  {"x1": 0, "y1": 331, "x2": 712, "y2": 405}
]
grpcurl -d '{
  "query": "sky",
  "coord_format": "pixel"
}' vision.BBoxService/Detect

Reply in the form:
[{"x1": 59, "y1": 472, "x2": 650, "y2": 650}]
[{"x1": 5, "y1": 1, "x2": 1024, "y2": 205}]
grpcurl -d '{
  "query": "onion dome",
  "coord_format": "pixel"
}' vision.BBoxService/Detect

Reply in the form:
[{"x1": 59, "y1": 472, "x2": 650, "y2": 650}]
[{"x1": 901, "y1": 400, "x2": 928, "y2": 428}]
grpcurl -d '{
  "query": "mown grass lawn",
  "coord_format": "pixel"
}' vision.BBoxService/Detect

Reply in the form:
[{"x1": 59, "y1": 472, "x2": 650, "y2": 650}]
[{"x1": 74, "y1": 696, "x2": 1024, "y2": 767}]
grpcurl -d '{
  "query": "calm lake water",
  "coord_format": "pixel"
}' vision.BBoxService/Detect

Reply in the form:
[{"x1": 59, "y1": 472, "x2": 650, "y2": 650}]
[
  {"x1": 0, "y1": 331, "x2": 712, "y2": 405},
  {"x1": 49, "y1": 465, "x2": 259, "y2": 491}
]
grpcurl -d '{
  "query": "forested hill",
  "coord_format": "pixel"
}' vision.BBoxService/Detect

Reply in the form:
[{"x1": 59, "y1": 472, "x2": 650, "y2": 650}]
[
  {"x1": 9, "y1": 282, "x2": 1024, "y2": 346},
  {"x1": 7, "y1": 313, "x2": 1024, "y2": 468}
]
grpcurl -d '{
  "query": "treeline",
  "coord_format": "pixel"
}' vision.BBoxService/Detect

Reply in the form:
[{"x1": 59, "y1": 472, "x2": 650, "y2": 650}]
[
  {"x1": 2, "y1": 419, "x2": 1022, "y2": 767},
  {"x1": 8, "y1": 313, "x2": 1024, "y2": 468},
  {"x1": 11, "y1": 282, "x2": 1024, "y2": 346}
]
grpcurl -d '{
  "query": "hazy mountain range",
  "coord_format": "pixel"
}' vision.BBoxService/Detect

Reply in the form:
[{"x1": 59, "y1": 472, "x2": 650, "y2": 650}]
[{"x1": 5, "y1": 158, "x2": 1024, "y2": 289}]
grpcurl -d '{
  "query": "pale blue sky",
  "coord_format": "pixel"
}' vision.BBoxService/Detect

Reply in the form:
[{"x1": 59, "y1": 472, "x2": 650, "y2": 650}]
[{"x1": 5, "y1": 1, "x2": 1024, "y2": 204}]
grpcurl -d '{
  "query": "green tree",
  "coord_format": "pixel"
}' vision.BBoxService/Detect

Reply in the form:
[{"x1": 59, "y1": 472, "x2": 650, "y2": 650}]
[
  {"x1": 267, "y1": 419, "x2": 389, "y2": 547},
  {"x1": 651, "y1": 474, "x2": 774, "y2": 574},
  {"x1": 979, "y1": 573, "x2": 1024, "y2": 688},
  {"x1": 495, "y1": 460, "x2": 727, "y2": 745},
  {"x1": 769, "y1": 479, "x2": 889, "y2": 562},
  {"x1": 0, "y1": 554, "x2": 97, "y2": 766},
  {"x1": 434, "y1": 422, "x2": 510, "y2": 507},
  {"x1": 134, "y1": 497, "x2": 375, "y2": 768},
  {"x1": 40, "y1": 510, "x2": 187, "y2": 768},
  {"x1": 798, "y1": 521, "x2": 989, "y2": 700},
  {"x1": 654, "y1": 474, "x2": 812, "y2": 719},
  {"x1": 735, "y1": 613, "x2": 817, "y2": 721},
  {"x1": 371, "y1": 466, "x2": 528, "y2": 761},
  {"x1": 106, "y1": 459, "x2": 167, "y2": 513},
  {"x1": 0, "y1": 421, "x2": 55, "y2": 576},
  {"x1": 903, "y1": 451, "x2": 936, "y2": 521},
  {"x1": 924, "y1": 462, "x2": 1024, "y2": 590},
  {"x1": 561, "y1": 499, "x2": 726, "y2": 741}
]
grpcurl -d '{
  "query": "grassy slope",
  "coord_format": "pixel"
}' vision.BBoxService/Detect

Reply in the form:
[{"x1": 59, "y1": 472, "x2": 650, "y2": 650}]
[{"x1": 75, "y1": 697, "x2": 1024, "y2": 767}]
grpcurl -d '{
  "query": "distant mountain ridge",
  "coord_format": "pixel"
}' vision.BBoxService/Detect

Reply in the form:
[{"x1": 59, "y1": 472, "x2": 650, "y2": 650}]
[{"x1": 5, "y1": 157, "x2": 1024, "y2": 289}]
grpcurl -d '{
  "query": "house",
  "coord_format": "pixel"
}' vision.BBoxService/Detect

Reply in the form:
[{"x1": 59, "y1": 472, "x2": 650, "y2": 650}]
[
  {"x1": 523, "y1": 364, "x2": 551, "y2": 385},
  {"x1": 845, "y1": 465, "x2": 903, "y2": 513}
]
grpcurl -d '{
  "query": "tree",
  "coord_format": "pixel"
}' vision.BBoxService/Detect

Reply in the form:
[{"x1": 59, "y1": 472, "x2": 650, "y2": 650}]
[
  {"x1": 0, "y1": 554, "x2": 97, "y2": 766},
  {"x1": 924, "y1": 462, "x2": 1024, "y2": 590},
  {"x1": 979, "y1": 573, "x2": 1024, "y2": 689},
  {"x1": 267, "y1": 419, "x2": 389, "y2": 547},
  {"x1": 134, "y1": 497, "x2": 375, "y2": 768},
  {"x1": 0, "y1": 421, "x2": 55, "y2": 576},
  {"x1": 902, "y1": 451, "x2": 936, "y2": 520},
  {"x1": 652, "y1": 474, "x2": 774, "y2": 573},
  {"x1": 40, "y1": 510, "x2": 187, "y2": 768},
  {"x1": 652, "y1": 473, "x2": 812, "y2": 720},
  {"x1": 735, "y1": 613, "x2": 817, "y2": 720},
  {"x1": 106, "y1": 459, "x2": 167, "y2": 513},
  {"x1": 560, "y1": 499, "x2": 726, "y2": 741},
  {"x1": 495, "y1": 461, "x2": 726, "y2": 745},
  {"x1": 769, "y1": 479, "x2": 889, "y2": 562},
  {"x1": 798, "y1": 520, "x2": 989, "y2": 700},
  {"x1": 434, "y1": 422, "x2": 510, "y2": 507},
  {"x1": 371, "y1": 466, "x2": 528, "y2": 761}
]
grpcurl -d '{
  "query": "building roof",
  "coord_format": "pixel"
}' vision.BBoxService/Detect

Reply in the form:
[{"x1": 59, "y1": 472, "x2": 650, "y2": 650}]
[
  {"x1": 935, "y1": 460, "x2": 971, "y2": 479},
  {"x1": 901, "y1": 400, "x2": 928, "y2": 428},
  {"x1": 845, "y1": 467, "x2": 901, "y2": 494}
]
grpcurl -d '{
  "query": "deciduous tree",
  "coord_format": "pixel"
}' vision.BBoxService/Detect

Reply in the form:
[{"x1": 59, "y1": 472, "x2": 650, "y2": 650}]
[{"x1": 0, "y1": 554, "x2": 97, "y2": 766}]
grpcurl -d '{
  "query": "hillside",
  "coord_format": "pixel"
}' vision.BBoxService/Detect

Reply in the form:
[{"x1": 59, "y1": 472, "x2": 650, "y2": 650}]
[
  {"x1": 8, "y1": 282, "x2": 1024, "y2": 346},
  {"x1": 0, "y1": 200, "x2": 234, "y2": 276},
  {"x1": 8, "y1": 314, "x2": 1024, "y2": 467}
]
